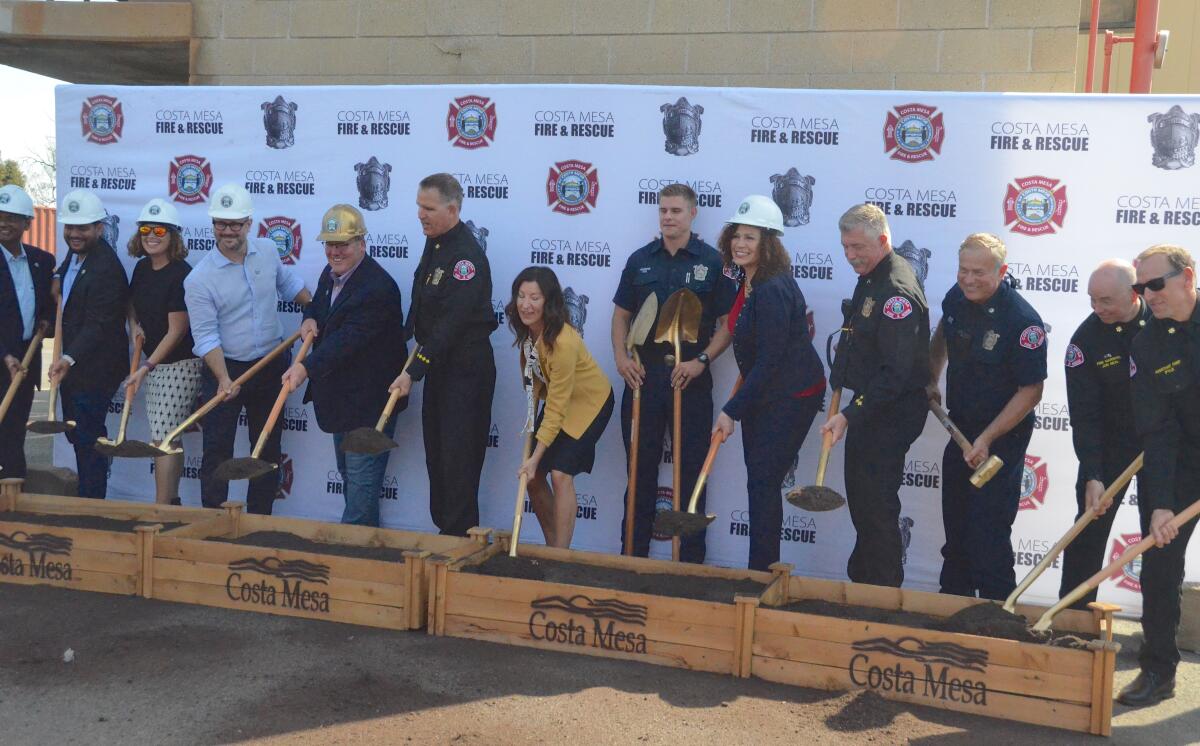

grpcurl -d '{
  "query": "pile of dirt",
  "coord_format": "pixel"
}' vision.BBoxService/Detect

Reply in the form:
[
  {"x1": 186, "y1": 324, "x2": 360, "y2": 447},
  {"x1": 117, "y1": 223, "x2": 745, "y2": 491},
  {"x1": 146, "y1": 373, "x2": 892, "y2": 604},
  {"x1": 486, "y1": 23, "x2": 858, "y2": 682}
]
[
  {"x1": 0, "y1": 511, "x2": 182, "y2": 532},
  {"x1": 464, "y1": 553, "x2": 765, "y2": 604},
  {"x1": 213, "y1": 531, "x2": 412, "y2": 563}
]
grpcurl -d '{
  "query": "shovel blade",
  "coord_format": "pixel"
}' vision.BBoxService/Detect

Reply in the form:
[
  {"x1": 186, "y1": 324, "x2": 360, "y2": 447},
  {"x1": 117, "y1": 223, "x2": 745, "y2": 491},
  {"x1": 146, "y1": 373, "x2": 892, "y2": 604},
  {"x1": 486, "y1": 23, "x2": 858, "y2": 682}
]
[
  {"x1": 339, "y1": 427, "x2": 398, "y2": 455},
  {"x1": 786, "y1": 485, "x2": 846, "y2": 512},
  {"x1": 654, "y1": 510, "x2": 716, "y2": 538},
  {"x1": 107, "y1": 440, "x2": 169, "y2": 459},
  {"x1": 213, "y1": 457, "x2": 277, "y2": 482},
  {"x1": 93, "y1": 438, "x2": 121, "y2": 456},
  {"x1": 26, "y1": 420, "x2": 76, "y2": 434}
]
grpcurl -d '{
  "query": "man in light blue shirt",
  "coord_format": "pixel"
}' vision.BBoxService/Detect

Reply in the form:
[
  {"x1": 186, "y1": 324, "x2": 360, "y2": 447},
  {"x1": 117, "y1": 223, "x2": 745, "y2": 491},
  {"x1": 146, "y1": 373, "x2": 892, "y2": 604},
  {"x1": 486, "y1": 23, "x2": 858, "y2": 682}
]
[{"x1": 184, "y1": 183, "x2": 310, "y2": 514}]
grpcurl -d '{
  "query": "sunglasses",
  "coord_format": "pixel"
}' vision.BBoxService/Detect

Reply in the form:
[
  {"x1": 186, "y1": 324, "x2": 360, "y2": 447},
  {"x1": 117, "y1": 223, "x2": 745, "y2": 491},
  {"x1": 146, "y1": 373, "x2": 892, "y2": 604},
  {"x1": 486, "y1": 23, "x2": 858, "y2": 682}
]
[
  {"x1": 138, "y1": 225, "x2": 169, "y2": 237},
  {"x1": 1133, "y1": 267, "x2": 1184, "y2": 295}
]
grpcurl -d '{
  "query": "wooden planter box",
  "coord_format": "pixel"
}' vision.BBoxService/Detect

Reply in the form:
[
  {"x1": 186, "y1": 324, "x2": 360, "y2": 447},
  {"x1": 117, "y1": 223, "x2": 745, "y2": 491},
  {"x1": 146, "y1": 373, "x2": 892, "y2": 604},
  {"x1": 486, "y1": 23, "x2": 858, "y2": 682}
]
[
  {"x1": 150, "y1": 503, "x2": 490, "y2": 631},
  {"x1": 0, "y1": 478, "x2": 218, "y2": 597},
  {"x1": 427, "y1": 532, "x2": 779, "y2": 675},
  {"x1": 750, "y1": 565, "x2": 1121, "y2": 736}
]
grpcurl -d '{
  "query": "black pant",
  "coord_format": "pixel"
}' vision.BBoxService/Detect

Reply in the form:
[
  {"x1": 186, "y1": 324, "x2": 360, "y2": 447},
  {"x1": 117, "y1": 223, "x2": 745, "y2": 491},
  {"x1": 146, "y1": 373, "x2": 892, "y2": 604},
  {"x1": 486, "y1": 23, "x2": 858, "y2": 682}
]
[
  {"x1": 198, "y1": 354, "x2": 290, "y2": 515},
  {"x1": 620, "y1": 363, "x2": 713, "y2": 563},
  {"x1": 1138, "y1": 481, "x2": 1199, "y2": 679},
  {"x1": 939, "y1": 423, "x2": 1031, "y2": 600},
  {"x1": 421, "y1": 341, "x2": 495, "y2": 536},
  {"x1": 1058, "y1": 461, "x2": 1136, "y2": 608},
  {"x1": 0, "y1": 355, "x2": 35, "y2": 478},
  {"x1": 844, "y1": 390, "x2": 926, "y2": 587},
  {"x1": 742, "y1": 394, "x2": 822, "y2": 571},
  {"x1": 60, "y1": 382, "x2": 117, "y2": 499}
]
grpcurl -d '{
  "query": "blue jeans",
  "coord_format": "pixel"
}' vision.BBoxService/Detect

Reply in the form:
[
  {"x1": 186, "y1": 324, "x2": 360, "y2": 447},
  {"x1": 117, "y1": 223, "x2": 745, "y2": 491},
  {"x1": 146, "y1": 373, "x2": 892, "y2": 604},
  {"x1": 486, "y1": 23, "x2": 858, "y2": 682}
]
[
  {"x1": 60, "y1": 383, "x2": 116, "y2": 499},
  {"x1": 332, "y1": 421, "x2": 395, "y2": 527}
]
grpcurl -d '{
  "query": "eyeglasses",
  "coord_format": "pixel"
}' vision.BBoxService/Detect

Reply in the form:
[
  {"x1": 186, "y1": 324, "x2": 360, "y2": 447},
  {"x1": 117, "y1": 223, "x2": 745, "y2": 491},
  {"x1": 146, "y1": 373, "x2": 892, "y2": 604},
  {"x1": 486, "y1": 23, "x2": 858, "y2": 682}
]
[
  {"x1": 212, "y1": 220, "x2": 247, "y2": 232},
  {"x1": 1133, "y1": 267, "x2": 1184, "y2": 295},
  {"x1": 139, "y1": 225, "x2": 169, "y2": 237}
]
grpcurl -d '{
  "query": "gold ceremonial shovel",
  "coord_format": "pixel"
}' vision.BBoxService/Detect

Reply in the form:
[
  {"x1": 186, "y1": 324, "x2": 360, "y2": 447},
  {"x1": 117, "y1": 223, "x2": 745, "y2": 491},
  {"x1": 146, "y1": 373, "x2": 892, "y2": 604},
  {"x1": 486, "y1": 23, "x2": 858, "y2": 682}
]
[
  {"x1": 0, "y1": 329, "x2": 46, "y2": 425},
  {"x1": 27, "y1": 300, "x2": 75, "y2": 435},
  {"x1": 928, "y1": 400, "x2": 1003, "y2": 488},
  {"x1": 786, "y1": 388, "x2": 847, "y2": 511},
  {"x1": 508, "y1": 431, "x2": 535, "y2": 558},
  {"x1": 94, "y1": 335, "x2": 145, "y2": 457},
  {"x1": 1004, "y1": 453, "x2": 1142, "y2": 613},
  {"x1": 213, "y1": 333, "x2": 314, "y2": 481},
  {"x1": 623, "y1": 293, "x2": 658, "y2": 555},
  {"x1": 339, "y1": 346, "x2": 420, "y2": 455},
  {"x1": 653, "y1": 288, "x2": 701, "y2": 561}
]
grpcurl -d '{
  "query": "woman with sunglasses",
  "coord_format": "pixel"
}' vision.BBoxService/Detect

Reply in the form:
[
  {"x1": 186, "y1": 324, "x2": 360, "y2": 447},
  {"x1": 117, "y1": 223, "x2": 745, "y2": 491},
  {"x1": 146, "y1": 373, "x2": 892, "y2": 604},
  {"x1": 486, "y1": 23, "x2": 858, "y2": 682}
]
[{"x1": 123, "y1": 198, "x2": 202, "y2": 504}]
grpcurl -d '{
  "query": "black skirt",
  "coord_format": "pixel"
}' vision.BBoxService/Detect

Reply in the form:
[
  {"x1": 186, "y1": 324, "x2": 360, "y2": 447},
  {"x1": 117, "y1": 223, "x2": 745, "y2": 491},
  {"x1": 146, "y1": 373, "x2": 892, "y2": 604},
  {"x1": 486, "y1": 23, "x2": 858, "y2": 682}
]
[{"x1": 534, "y1": 389, "x2": 615, "y2": 476}]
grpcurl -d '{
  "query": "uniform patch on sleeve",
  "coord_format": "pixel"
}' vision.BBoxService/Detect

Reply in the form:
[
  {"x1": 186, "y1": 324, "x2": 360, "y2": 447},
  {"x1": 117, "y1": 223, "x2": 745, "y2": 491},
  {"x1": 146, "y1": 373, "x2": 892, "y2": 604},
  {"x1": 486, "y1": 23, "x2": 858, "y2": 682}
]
[
  {"x1": 882, "y1": 296, "x2": 913, "y2": 320},
  {"x1": 1129, "y1": 356, "x2": 1137, "y2": 378},
  {"x1": 452, "y1": 260, "x2": 476, "y2": 281},
  {"x1": 1064, "y1": 343, "x2": 1084, "y2": 368},
  {"x1": 1019, "y1": 325, "x2": 1046, "y2": 350}
]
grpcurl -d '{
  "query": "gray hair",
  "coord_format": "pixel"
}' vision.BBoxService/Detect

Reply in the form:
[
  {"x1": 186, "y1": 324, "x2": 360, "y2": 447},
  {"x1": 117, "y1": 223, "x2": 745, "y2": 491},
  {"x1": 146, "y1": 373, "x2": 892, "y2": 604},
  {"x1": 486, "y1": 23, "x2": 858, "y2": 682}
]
[
  {"x1": 418, "y1": 173, "x2": 464, "y2": 208},
  {"x1": 959, "y1": 232, "x2": 1007, "y2": 268},
  {"x1": 838, "y1": 204, "x2": 891, "y2": 244}
]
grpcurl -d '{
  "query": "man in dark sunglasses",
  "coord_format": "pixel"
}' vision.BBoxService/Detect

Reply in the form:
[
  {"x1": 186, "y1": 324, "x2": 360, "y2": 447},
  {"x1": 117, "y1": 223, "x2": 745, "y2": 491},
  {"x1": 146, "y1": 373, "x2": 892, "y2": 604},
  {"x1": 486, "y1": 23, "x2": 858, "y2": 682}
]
[{"x1": 1124, "y1": 244, "x2": 1200, "y2": 707}]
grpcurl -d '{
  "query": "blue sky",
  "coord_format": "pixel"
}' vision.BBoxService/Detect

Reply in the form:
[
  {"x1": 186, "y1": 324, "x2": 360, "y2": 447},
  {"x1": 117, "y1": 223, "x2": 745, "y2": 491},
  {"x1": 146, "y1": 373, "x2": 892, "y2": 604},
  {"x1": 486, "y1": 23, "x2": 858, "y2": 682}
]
[{"x1": 2, "y1": 65, "x2": 62, "y2": 203}]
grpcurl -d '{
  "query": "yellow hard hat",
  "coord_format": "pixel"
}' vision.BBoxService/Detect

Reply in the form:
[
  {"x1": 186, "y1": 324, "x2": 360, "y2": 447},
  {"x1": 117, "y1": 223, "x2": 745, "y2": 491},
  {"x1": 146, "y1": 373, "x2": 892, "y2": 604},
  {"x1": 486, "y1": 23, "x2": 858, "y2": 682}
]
[{"x1": 316, "y1": 204, "x2": 367, "y2": 242}]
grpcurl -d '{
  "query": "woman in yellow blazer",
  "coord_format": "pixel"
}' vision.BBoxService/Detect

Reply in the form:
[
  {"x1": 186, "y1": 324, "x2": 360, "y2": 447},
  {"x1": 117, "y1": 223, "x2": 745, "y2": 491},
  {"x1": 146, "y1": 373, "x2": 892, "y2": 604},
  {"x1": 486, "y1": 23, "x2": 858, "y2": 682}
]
[{"x1": 508, "y1": 266, "x2": 614, "y2": 548}]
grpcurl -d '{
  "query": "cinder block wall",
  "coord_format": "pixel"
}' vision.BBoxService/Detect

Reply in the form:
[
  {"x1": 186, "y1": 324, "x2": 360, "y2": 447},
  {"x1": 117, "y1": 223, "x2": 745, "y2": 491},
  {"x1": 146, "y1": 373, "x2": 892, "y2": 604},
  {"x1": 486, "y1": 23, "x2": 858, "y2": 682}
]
[{"x1": 190, "y1": 0, "x2": 1080, "y2": 91}]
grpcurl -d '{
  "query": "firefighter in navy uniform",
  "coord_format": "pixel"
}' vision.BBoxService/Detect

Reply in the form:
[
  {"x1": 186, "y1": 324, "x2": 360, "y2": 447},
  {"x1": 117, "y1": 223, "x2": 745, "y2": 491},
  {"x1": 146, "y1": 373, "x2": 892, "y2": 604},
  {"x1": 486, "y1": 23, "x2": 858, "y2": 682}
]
[
  {"x1": 823, "y1": 204, "x2": 930, "y2": 588},
  {"x1": 929, "y1": 233, "x2": 1047, "y2": 600},
  {"x1": 1059, "y1": 260, "x2": 1150, "y2": 608},
  {"x1": 1122, "y1": 243, "x2": 1200, "y2": 707},
  {"x1": 611, "y1": 183, "x2": 735, "y2": 562},
  {"x1": 390, "y1": 174, "x2": 497, "y2": 537}
]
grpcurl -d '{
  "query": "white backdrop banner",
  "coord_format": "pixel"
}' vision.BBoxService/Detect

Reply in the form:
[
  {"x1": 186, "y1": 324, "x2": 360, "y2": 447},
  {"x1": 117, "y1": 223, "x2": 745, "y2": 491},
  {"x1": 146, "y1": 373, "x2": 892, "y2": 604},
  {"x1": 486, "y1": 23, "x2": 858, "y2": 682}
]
[{"x1": 54, "y1": 84, "x2": 1200, "y2": 613}]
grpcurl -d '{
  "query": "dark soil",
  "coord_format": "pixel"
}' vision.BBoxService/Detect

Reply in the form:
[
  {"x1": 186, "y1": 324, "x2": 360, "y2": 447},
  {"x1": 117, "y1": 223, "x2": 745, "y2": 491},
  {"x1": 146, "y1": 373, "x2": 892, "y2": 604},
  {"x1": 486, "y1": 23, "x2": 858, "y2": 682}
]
[
  {"x1": 213, "y1": 531, "x2": 413, "y2": 563},
  {"x1": 0, "y1": 511, "x2": 183, "y2": 533},
  {"x1": 777, "y1": 598, "x2": 945, "y2": 630},
  {"x1": 464, "y1": 553, "x2": 766, "y2": 604}
]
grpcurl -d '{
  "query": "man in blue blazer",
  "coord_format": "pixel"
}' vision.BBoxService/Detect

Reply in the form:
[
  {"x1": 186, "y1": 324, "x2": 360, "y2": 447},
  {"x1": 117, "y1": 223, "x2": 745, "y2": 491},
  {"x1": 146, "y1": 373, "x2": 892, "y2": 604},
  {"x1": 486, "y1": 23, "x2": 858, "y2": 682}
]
[
  {"x1": 0, "y1": 185, "x2": 55, "y2": 478},
  {"x1": 282, "y1": 204, "x2": 406, "y2": 526},
  {"x1": 47, "y1": 190, "x2": 130, "y2": 499}
]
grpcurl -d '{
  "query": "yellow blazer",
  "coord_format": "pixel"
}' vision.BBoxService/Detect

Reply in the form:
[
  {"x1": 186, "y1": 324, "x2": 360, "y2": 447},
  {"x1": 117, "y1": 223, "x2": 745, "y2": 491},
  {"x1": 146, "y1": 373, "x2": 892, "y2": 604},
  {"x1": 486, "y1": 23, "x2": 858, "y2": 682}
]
[{"x1": 520, "y1": 324, "x2": 612, "y2": 448}]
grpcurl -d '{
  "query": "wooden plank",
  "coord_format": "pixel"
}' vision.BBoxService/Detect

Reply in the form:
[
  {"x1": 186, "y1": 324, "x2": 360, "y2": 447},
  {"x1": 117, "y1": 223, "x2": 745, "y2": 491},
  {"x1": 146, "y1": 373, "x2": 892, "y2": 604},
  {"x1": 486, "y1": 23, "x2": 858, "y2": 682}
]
[
  {"x1": 751, "y1": 656, "x2": 1093, "y2": 733},
  {"x1": 15, "y1": 493, "x2": 215, "y2": 522},
  {"x1": 152, "y1": 578, "x2": 409, "y2": 630},
  {"x1": 0, "y1": 567, "x2": 137, "y2": 595},
  {"x1": 153, "y1": 556, "x2": 406, "y2": 607},
  {"x1": 153, "y1": 536, "x2": 408, "y2": 585},
  {"x1": 734, "y1": 597, "x2": 757, "y2": 678},
  {"x1": 443, "y1": 614, "x2": 732, "y2": 674},
  {"x1": 0, "y1": 520, "x2": 139, "y2": 554},
  {"x1": 752, "y1": 631, "x2": 1093, "y2": 703},
  {"x1": 445, "y1": 592, "x2": 738, "y2": 652},
  {"x1": 431, "y1": 561, "x2": 447, "y2": 635},
  {"x1": 754, "y1": 607, "x2": 1092, "y2": 677},
  {"x1": 447, "y1": 571, "x2": 740, "y2": 627}
]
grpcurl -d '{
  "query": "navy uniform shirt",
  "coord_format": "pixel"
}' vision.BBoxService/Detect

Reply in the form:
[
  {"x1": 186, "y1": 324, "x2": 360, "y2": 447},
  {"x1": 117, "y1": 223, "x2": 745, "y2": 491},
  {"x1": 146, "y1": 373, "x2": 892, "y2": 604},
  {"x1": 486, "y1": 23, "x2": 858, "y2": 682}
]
[
  {"x1": 829, "y1": 251, "x2": 930, "y2": 427},
  {"x1": 942, "y1": 277, "x2": 1047, "y2": 433},
  {"x1": 612, "y1": 233, "x2": 735, "y2": 363},
  {"x1": 1130, "y1": 299, "x2": 1200, "y2": 513},
  {"x1": 1065, "y1": 301, "x2": 1151, "y2": 483}
]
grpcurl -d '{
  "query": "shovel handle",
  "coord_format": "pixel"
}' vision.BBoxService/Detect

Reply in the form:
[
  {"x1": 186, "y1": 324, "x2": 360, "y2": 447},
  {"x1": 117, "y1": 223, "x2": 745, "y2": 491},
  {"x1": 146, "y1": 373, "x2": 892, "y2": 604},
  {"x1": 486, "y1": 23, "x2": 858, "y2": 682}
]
[
  {"x1": 115, "y1": 335, "x2": 145, "y2": 443},
  {"x1": 46, "y1": 296, "x2": 65, "y2": 423},
  {"x1": 1005, "y1": 453, "x2": 1143, "y2": 612},
  {"x1": 1035, "y1": 477, "x2": 1196, "y2": 632},
  {"x1": 374, "y1": 345, "x2": 421, "y2": 431},
  {"x1": 249, "y1": 333, "x2": 313, "y2": 459},
  {"x1": 928, "y1": 399, "x2": 973, "y2": 453},
  {"x1": 625, "y1": 350, "x2": 642, "y2": 556},
  {"x1": 813, "y1": 388, "x2": 842, "y2": 487},
  {"x1": 0, "y1": 330, "x2": 46, "y2": 424},
  {"x1": 685, "y1": 376, "x2": 745, "y2": 513},
  {"x1": 509, "y1": 432, "x2": 534, "y2": 558}
]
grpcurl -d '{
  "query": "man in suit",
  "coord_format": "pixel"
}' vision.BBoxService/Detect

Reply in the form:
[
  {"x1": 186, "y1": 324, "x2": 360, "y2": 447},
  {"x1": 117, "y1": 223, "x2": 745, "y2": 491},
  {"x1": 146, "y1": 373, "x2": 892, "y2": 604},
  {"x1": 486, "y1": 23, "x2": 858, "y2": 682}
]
[
  {"x1": 47, "y1": 190, "x2": 130, "y2": 499},
  {"x1": 282, "y1": 204, "x2": 406, "y2": 526},
  {"x1": 0, "y1": 185, "x2": 55, "y2": 478}
]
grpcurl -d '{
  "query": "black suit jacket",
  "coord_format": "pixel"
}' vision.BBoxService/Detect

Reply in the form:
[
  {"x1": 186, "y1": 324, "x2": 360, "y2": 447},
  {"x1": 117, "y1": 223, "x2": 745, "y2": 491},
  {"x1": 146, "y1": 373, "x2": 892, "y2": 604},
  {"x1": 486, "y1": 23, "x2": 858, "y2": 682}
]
[
  {"x1": 0, "y1": 242, "x2": 56, "y2": 387},
  {"x1": 55, "y1": 240, "x2": 130, "y2": 394},
  {"x1": 303, "y1": 255, "x2": 407, "y2": 433}
]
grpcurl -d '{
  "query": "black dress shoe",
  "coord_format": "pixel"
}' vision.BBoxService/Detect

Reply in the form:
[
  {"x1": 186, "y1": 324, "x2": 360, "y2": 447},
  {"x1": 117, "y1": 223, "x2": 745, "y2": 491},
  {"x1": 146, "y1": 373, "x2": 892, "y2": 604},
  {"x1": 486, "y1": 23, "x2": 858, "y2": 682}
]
[{"x1": 1118, "y1": 671, "x2": 1176, "y2": 707}]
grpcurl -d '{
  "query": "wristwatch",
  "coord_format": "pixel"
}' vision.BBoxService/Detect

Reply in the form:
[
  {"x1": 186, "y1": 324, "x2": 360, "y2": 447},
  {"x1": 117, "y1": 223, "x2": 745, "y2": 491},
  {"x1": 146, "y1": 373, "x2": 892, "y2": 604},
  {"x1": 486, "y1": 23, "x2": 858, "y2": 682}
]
[{"x1": 697, "y1": 352, "x2": 711, "y2": 367}]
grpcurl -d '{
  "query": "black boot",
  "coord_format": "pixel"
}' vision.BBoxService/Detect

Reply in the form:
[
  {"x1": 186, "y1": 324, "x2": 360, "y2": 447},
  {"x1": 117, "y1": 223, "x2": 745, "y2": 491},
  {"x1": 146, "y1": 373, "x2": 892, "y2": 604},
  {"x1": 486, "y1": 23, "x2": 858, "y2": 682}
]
[{"x1": 1118, "y1": 670, "x2": 1175, "y2": 707}]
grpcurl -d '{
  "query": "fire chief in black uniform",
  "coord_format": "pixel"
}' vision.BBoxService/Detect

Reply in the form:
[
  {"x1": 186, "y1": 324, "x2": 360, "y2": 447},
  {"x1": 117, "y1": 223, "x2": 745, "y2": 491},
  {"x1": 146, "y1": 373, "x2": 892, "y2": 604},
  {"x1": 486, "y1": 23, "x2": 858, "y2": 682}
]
[
  {"x1": 824, "y1": 204, "x2": 930, "y2": 588},
  {"x1": 390, "y1": 174, "x2": 497, "y2": 536},
  {"x1": 1122, "y1": 243, "x2": 1200, "y2": 707},
  {"x1": 929, "y1": 233, "x2": 1047, "y2": 600},
  {"x1": 1059, "y1": 260, "x2": 1149, "y2": 608}
]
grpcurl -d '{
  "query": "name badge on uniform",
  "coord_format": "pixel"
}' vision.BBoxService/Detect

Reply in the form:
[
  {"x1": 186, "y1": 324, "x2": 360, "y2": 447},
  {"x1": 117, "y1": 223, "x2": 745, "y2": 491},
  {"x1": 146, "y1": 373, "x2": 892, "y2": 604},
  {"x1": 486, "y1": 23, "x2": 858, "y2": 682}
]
[
  {"x1": 860, "y1": 297, "x2": 875, "y2": 318},
  {"x1": 431, "y1": 268, "x2": 444, "y2": 285},
  {"x1": 982, "y1": 330, "x2": 999, "y2": 350},
  {"x1": 692, "y1": 264, "x2": 708, "y2": 281}
]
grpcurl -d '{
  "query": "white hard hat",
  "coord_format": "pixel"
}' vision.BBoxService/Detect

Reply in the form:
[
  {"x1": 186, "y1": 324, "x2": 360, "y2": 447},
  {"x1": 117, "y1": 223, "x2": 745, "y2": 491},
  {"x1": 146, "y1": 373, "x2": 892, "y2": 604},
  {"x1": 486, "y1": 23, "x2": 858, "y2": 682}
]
[
  {"x1": 0, "y1": 184, "x2": 35, "y2": 218},
  {"x1": 727, "y1": 194, "x2": 785, "y2": 235},
  {"x1": 137, "y1": 198, "x2": 182, "y2": 231},
  {"x1": 208, "y1": 183, "x2": 254, "y2": 220},
  {"x1": 58, "y1": 189, "x2": 107, "y2": 225}
]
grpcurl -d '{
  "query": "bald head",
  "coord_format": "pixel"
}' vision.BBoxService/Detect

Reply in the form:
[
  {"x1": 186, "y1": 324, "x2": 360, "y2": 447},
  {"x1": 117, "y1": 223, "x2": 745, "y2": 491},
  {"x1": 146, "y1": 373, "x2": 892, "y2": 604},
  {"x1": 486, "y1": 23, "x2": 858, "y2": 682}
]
[{"x1": 1088, "y1": 259, "x2": 1139, "y2": 325}]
